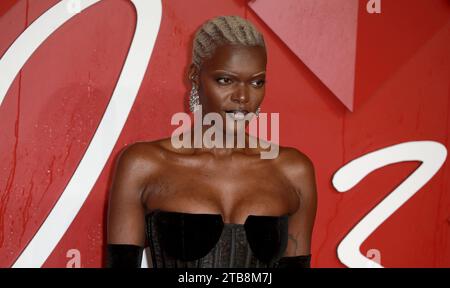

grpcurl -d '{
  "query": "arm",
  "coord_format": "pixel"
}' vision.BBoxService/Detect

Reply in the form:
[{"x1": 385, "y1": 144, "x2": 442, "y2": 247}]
[
  {"x1": 106, "y1": 143, "x2": 152, "y2": 267},
  {"x1": 276, "y1": 148, "x2": 318, "y2": 268}
]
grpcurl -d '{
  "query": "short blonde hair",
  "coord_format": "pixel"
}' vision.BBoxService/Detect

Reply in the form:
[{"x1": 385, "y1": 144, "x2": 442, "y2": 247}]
[{"x1": 192, "y1": 15, "x2": 266, "y2": 69}]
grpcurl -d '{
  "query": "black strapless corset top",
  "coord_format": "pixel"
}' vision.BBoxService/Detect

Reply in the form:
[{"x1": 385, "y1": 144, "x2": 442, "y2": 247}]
[{"x1": 145, "y1": 209, "x2": 289, "y2": 268}]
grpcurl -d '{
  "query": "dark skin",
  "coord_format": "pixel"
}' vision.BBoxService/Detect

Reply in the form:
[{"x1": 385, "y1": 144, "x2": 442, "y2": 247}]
[{"x1": 107, "y1": 44, "x2": 318, "y2": 259}]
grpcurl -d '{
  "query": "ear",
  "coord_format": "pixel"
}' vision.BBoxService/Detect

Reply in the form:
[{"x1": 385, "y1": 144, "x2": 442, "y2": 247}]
[{"x1": 188, "y1": 63, "x2": 200, "y2": 88}]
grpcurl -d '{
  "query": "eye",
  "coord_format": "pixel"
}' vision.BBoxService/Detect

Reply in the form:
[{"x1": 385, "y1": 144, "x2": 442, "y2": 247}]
[
  {"x1": 216, "y1": 77, "x2": 233, "y2": 85},
  {"x1": 251, "y1": 79, "x2": 266, "y2": 88}
]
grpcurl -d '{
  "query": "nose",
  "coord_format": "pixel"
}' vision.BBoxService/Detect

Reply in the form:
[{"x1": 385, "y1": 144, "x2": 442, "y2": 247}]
[{"x1": 231, "y1": 84, "x2": 249, "y2": 104}]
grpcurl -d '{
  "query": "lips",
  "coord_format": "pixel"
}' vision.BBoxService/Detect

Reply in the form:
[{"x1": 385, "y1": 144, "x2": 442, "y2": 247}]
[{"x1": 224, "y1": 109, "x2": 249, "y2": 120}]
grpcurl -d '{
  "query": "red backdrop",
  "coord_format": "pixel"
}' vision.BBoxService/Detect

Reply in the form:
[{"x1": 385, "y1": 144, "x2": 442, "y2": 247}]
[{"x1": 0, "y1": 0, "x2": 449, "y2": 267}]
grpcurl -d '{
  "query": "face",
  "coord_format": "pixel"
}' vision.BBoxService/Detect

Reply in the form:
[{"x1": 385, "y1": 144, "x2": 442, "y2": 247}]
[{"x1": 189, "y1": 44, "x2": 267, "y2": 135}]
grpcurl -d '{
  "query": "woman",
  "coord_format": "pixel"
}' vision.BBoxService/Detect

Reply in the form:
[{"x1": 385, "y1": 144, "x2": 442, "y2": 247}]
[{"x1": 106, "y1": 15, "x2": 317, "y2": 268}]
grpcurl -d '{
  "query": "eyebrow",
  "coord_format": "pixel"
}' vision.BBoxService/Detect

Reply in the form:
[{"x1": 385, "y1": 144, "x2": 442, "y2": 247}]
[{"x1": 213, "y1": 70, "x2": 266, "y2": 77}]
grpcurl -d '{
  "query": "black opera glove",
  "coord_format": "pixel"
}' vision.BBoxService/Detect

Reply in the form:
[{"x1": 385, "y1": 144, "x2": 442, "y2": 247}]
[
  {"x1": 274, "y1": 254, "x2": 311, "y2": 268},
  {"x1": 106, "y1": 244, "x2": 144, "y2": 268}
]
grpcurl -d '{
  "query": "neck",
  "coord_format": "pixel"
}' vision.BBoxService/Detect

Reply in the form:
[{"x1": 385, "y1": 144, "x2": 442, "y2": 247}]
[{"x1": 189, "y1": 123, "x2": 253, "y2": 157}]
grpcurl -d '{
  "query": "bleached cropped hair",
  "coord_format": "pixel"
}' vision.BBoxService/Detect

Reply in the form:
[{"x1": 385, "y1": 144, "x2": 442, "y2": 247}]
[{"x1": 192, "y1": 15, "x2": 266, "y2": 69}]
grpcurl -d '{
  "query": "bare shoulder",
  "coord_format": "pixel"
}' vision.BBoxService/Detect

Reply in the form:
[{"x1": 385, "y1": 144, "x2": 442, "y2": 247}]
[
  {"x1": 114, "y1": 138, "x2": 177, "y2": 182},
  {"x1": 275, "y1": 147, "x2": 317, "y2": 257},
  {"x1": 119, "y1": 136, "x2": 189, "y2": 160},
  {"x1": 109, "y1": 139, "x2": 173, "y2": 206},
  {"x1": 275, "y1": 146, "x2": 315, "y2": 177},
  {"x1": 117, "y1": 140, "x2": 162, "y2": 167},
  {"x1": 115, "y1": 136, "x2": 193, "y2": 175},
  {"x1": 274, "y1": 146, "x2": 316, "y2": 198},
  {"x1": 111, "y1": 142, "x2": 157, "y2": 191}
]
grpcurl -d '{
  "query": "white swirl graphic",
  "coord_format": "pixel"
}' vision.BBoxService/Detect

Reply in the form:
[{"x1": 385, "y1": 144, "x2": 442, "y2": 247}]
[
  {"x1": 0, "y1": 0, "x2": 162, "y2": 267},
  {"x1": 333, "y1": 141, "x2": 447, "y2": 268}
]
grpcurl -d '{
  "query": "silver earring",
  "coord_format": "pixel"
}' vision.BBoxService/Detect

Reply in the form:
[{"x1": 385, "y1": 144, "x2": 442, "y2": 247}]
[
  {"x1": 255, "y1": 106, "x2": 261, "y2": 117},
  {"x1": 189, "y1": 86, "x2": 200, "y2": 112}
]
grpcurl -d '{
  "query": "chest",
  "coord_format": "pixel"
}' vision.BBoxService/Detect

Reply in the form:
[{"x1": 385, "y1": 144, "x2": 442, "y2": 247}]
[{"x1": 144, "y1": 156, "x2": 299, "y2": 222}]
